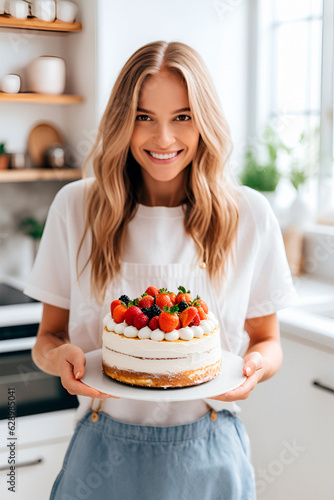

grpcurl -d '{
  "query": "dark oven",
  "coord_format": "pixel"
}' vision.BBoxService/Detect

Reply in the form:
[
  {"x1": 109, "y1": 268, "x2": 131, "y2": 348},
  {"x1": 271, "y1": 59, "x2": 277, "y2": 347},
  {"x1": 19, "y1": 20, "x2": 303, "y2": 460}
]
[{"x1": 0, "y1": 282, "x2": 78, "y2": 419}]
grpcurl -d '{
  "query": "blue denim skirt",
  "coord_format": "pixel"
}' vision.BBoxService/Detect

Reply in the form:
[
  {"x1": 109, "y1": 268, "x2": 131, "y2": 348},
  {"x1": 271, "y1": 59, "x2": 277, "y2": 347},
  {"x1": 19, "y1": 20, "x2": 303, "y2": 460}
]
[{"x1": 50, "y1": 409, "x2": 255, "y2": 500}]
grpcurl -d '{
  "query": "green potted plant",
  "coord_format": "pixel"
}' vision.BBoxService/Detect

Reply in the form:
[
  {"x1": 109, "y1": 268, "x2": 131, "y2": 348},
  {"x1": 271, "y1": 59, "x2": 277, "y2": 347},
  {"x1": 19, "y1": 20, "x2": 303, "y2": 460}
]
[
  {"x1": 288, "y1": 128, "x2": 319, "y2": 191},
  {"x1": 289, "y1": 162, "x2": 309, "y2": 191},
  {"x1": 19, "y1": 217, "x2": 46, "y2": 255},
  {"x1": 240, "y1": 126, "x2": 292, "y2": 206},
  {"x1": 0, "y1": 142, "x2": 10, "y2": 170},
  {"x1": 287, "y1": 128, "x2": 319, "y2": 227},
  {"x1": 240, "y1": 148, "x2": 281, "y2": 193}
]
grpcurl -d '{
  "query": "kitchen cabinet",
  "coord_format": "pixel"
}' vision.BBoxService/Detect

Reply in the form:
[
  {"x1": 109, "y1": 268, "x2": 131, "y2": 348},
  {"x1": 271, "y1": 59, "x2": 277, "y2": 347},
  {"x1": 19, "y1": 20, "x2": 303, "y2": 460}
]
[
  {"x1": 0, "y1": 439, "x2": 70, "y2": 499},
  {"x1": 0, "y1": 409, "x2": 76, "y2": 500},
  {"x1": 0, "y1": 15, "x2": 83, "y2": 183},
  {"x1": 239, "y1": 335, "x2": 334, "y2": 500}
]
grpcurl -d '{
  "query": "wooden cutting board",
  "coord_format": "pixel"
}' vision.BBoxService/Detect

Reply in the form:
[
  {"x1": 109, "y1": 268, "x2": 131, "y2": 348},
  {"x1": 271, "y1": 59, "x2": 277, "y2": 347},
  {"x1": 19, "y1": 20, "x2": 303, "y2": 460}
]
[{"x1": 27, "y1": 123, "x2": 64, "y2": 167}]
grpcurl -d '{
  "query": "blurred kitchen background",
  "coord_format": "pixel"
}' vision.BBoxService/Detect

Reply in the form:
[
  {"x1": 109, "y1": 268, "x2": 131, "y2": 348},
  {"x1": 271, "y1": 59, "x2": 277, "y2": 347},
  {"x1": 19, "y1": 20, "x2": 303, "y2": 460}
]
[{"x1": 0, "y1": 1, "x2": 333, "y2": 499}]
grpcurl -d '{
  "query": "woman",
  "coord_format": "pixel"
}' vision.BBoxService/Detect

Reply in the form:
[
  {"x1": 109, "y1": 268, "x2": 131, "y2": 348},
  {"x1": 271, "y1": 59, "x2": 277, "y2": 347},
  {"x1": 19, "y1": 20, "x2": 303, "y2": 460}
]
[{"x1": 25, "y1": 41, "x2": 296, "y2": 499}]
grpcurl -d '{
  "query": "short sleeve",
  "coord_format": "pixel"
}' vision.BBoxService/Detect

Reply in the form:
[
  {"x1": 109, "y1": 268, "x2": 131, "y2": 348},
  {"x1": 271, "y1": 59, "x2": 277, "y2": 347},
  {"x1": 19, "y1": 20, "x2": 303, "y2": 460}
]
[
  {"x1": 24, "y1": 191, "x2": 71, "y2": 309},
  {"x1": 245, "y1": 194, "x2": 297, "y2": 319}
]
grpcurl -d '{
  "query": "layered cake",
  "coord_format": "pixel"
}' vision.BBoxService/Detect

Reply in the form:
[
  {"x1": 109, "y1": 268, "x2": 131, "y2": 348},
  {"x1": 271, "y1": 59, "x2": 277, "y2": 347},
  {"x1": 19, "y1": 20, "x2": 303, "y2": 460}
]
[{"x1": 102, "y1": 286, "x2": 221, "y2": 388}]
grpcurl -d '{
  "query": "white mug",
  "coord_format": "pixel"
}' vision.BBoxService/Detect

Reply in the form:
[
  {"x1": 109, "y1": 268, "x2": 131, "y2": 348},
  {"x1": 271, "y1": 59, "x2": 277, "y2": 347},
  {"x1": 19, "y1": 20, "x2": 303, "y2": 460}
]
[
  {"x1": 56, "y1": 0, "x2": 78, "y2": 23},
  {"x1": 0, "y1": 0, "x2": 6, "y2": 14},
  {"x1": 9, "y1": 0, "x2": 29, "y2": 19},
  {"x1": 26, "y1": 56, "x2": 66, "y2": 94},
  {"x1": 31, "y1": 0, "x2": 56, "y2": 22},
  {"x1": 1, "y1": 74, "x2": 21, "y2": 94},
  {"x1": 2, "y1": 0, "x2": 10, "y2": 14}
]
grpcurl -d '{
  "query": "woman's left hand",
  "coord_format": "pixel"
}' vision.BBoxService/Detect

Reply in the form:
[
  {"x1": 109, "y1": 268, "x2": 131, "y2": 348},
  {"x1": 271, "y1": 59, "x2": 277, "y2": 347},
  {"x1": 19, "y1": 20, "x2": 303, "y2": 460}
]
[{"x1": 209, "y1": 351, "x2": 265, "y2": 402}]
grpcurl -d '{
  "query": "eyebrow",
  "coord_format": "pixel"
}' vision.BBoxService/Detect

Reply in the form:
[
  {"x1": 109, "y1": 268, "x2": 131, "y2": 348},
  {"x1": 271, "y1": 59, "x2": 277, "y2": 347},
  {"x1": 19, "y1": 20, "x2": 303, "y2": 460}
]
[{"x1": 136, "y1": 107, "x2": 191, "y2": 114}]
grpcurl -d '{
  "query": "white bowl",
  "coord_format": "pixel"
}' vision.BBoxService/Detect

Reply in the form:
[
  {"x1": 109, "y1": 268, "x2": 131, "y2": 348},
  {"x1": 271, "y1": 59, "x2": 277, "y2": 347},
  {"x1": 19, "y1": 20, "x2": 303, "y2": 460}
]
[
  {"x1": 26, "y1": 56, "x2": 66, "y2": 95},
  {"x1": 9, "y1": 0, "x2": 29, "y2": 19},
  {"x1": 1, "y1": 74, "x2": 21, "y2": 94},
  {"x1": 56, "y1": 0, "x2": 78, "y2": 23},
  {"x1": 31, "y1": 0, "x2": 56, "y2": 22}
]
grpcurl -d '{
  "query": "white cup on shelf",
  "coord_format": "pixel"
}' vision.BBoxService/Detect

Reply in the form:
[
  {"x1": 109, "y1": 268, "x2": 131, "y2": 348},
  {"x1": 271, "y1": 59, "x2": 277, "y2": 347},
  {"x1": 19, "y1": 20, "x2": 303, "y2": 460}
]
[
  {"x1": 31, "y1": 0, "x2": 56, "y2": 22},
  {"x1": 0, "y1": 0, "x2": 6, "y2": 14},
  {"x1": 1, "y1": 74, "x2": 21, "y2": 94},
  {"x1": 26, "y1": 56, "x2": 66, "y2": 94},
  {"x1": 9, "y1": 0, "x2": 29, "y2": 18},
  {"x1": 1, "y1": 0, "x2": 10, "y2": 14},
  {"x1": 56, "y1": 0, "x2": 78, "y2": 23}
]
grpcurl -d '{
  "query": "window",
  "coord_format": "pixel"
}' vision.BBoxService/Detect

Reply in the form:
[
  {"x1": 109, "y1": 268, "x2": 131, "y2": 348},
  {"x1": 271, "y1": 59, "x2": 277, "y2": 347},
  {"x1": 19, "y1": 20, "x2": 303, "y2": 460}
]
[{"x1": 252, "y1": 0, "x2": 333, "y2": 221}]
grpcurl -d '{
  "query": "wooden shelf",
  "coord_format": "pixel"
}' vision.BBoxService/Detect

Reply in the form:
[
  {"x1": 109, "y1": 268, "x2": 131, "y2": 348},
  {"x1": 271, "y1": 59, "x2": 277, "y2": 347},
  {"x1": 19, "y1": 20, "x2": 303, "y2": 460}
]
[
  {"x1": 0, "y1": 168, "x2": 82, "y2": 183},
  {"x1": 0, "y1": 92, "x2": 83, "y2": 104},
  {"x1": 0, "y1": 15, "x2": 82, "y2": 32}
]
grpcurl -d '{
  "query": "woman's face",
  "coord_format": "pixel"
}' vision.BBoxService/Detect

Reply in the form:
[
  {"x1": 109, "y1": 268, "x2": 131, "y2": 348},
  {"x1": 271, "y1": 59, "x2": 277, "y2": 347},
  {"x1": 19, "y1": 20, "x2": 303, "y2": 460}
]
[{"x1": 130, "y1": 70, "x2": 200, "y2": 185}]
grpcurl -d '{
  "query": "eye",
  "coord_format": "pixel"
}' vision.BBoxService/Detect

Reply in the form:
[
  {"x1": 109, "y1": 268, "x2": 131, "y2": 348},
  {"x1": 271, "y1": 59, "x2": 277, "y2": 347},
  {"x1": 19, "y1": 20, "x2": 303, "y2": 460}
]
[
  {"x1": 175, "y1": 114, "x2": 191, "y2": 121},
  {"x1": 136, "y1": 115, "x2": 151, "y2": 121}
]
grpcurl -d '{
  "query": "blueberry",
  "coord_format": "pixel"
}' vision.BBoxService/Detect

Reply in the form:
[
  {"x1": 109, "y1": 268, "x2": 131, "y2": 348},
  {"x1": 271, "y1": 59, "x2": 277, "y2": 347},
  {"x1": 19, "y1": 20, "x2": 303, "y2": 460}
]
[{"x1": 178, "y1": 301, "x2": 188, "y2": 312}]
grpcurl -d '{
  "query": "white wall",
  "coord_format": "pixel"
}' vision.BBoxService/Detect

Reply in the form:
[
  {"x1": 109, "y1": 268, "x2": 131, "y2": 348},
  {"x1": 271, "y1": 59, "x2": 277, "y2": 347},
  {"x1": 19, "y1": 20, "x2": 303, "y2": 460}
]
[{"x1": 96, "y1": 0, "x2": 249, "y2": 172}]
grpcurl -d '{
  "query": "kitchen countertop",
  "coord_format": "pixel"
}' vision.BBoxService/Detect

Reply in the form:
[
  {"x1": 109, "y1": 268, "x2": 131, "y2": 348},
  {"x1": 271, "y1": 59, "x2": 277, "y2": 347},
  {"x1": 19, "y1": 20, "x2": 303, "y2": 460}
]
[{"x1": 278, "y1": 274, "x2": 334, "y2": 350}]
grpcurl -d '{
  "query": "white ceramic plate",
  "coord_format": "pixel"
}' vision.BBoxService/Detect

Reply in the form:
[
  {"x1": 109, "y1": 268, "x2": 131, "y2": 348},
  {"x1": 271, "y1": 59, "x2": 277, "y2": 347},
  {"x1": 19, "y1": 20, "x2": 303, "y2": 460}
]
[{"x1": 81, "y1": 349, "x2": 246, "y2": 402}]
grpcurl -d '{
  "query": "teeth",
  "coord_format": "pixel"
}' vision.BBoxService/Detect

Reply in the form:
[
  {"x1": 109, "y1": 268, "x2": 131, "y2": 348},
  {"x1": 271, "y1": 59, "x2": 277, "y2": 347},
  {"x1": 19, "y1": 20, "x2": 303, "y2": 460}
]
[{"x1": 149, "y1": 151, "x2": 178, "y2": 160}]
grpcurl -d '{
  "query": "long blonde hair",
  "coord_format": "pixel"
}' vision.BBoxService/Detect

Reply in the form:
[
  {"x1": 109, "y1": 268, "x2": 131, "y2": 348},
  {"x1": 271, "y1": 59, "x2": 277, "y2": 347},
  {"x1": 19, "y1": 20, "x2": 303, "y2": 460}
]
[{"x1": 78, "y1": 41, "x2": 239, "y2": 303}]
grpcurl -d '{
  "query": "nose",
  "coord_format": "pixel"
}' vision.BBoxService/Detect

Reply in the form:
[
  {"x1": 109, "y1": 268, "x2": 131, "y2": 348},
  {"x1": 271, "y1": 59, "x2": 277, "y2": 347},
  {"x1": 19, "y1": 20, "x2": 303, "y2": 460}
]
[{"x1": 153, "y1": 122, "x2": 175, "y2": 149}]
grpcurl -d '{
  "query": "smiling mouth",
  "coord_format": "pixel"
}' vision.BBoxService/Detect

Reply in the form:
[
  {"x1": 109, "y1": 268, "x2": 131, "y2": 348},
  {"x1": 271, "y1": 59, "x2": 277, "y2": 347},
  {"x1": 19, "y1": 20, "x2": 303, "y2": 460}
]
[{"x1": 145, "y1": 150, "x2": 183, "y2": 160}]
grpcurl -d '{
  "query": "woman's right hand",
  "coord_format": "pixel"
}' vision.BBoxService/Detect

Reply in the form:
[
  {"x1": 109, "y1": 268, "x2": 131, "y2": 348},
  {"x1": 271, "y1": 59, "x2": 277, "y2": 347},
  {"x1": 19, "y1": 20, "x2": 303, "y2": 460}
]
[{"x1": 56, "y1": 344, "x2": 118, "y2": 399}]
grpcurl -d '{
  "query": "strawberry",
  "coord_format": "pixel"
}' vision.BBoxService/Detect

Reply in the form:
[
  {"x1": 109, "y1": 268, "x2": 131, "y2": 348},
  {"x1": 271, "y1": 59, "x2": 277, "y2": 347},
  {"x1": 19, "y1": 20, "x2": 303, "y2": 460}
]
[
  {"x1": 190, "y1": 297, "x2": 208, "y2": 320},
  {"x1": 149, "y1": 316, "x2": 159, "y2": 330},
  {"x1": 193, "y1": 295, "x2": 209, "y2": 314},
  {"x1": 158, "y1": 306, "x2": 179, "y2": 333},
  {"x1": 133, "y1": 313, "x2": 149, "y2": 330},
  {"x1": 138, "y1": 294, "x2": 154, "y2": 309},
  {"x1": 199, "y1": 301, "x2": 209, "y2": 314},
  {"x1": 176, "y1": 286, "x2": 193, "y2": 304},
  {"x1": 145, "y1": 286, "x2": 160, "y2": 297},
  {"x1": 175, "y1": 319, "x2": 182, "y2": 330},
  {"x1": 197, "y1": 306, "x2": 207, "y2": 321},
  {"x1": 179, "y1": 306, "x2": 198, "y2": 327},
  {"x1": 156, "y1": 291, "x2": 173, "y2": 310},
  {"x1": 189, "y1": 311, "x2": 201, "y2": 327},
  {"x1": 113, "y1": 304, "x2": 127, "y2": 324},
  {"x1": 124, "y1": 305, "x2": 142, "y2": 326},
  {"x1": 168, "y1": 292, "x2": 177, "y2": 305},
  {"x1": 110, "y1": 299, "x2": 122, "y2": 315}
]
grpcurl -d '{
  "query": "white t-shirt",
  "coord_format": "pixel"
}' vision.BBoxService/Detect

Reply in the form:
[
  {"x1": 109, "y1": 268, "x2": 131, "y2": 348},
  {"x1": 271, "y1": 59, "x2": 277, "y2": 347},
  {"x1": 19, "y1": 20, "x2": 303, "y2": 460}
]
[{"x1": 25, "y1": 178, "x2": 296, "y2": 426}]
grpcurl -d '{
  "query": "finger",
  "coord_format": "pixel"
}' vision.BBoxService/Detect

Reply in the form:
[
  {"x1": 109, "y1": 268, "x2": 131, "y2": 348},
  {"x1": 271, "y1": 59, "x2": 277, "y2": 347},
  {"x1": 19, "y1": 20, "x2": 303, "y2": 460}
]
[
  {"x1": 65, "y1": 348, "x2": 86, "y2": 380},
  {"x1": 61, "y1": 358, "x2": 119, "y2": 399},
  {"x1": 79, "y1": 379, "x2": 120, "y2": 399},
  {"x1": 243, "y1": 360, "x2": 257, "y2": 377},
  {"x1": 243, "y1": 352, "x2": 263, "y2": 377},
  {"x1": 67, "y1": 377, "x2": 119, "y2": 399},
  {"x1": 209, "y1": 373, "x2": 258, "y2": 401}
]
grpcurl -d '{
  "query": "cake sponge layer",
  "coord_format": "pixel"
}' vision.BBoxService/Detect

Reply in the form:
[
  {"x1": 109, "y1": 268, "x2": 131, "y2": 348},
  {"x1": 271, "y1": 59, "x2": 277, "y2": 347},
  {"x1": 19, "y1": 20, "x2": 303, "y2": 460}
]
[{"x1": 102, "y1": 359, "x2": 222, "y2": 388}]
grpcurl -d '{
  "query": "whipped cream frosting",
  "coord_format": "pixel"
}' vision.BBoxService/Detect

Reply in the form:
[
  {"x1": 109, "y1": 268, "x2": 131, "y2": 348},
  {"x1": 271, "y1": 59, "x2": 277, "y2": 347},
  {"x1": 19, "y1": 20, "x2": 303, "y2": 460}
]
[{"x1": 103, "y1": 311, "x2": 219, "y2": 341}]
